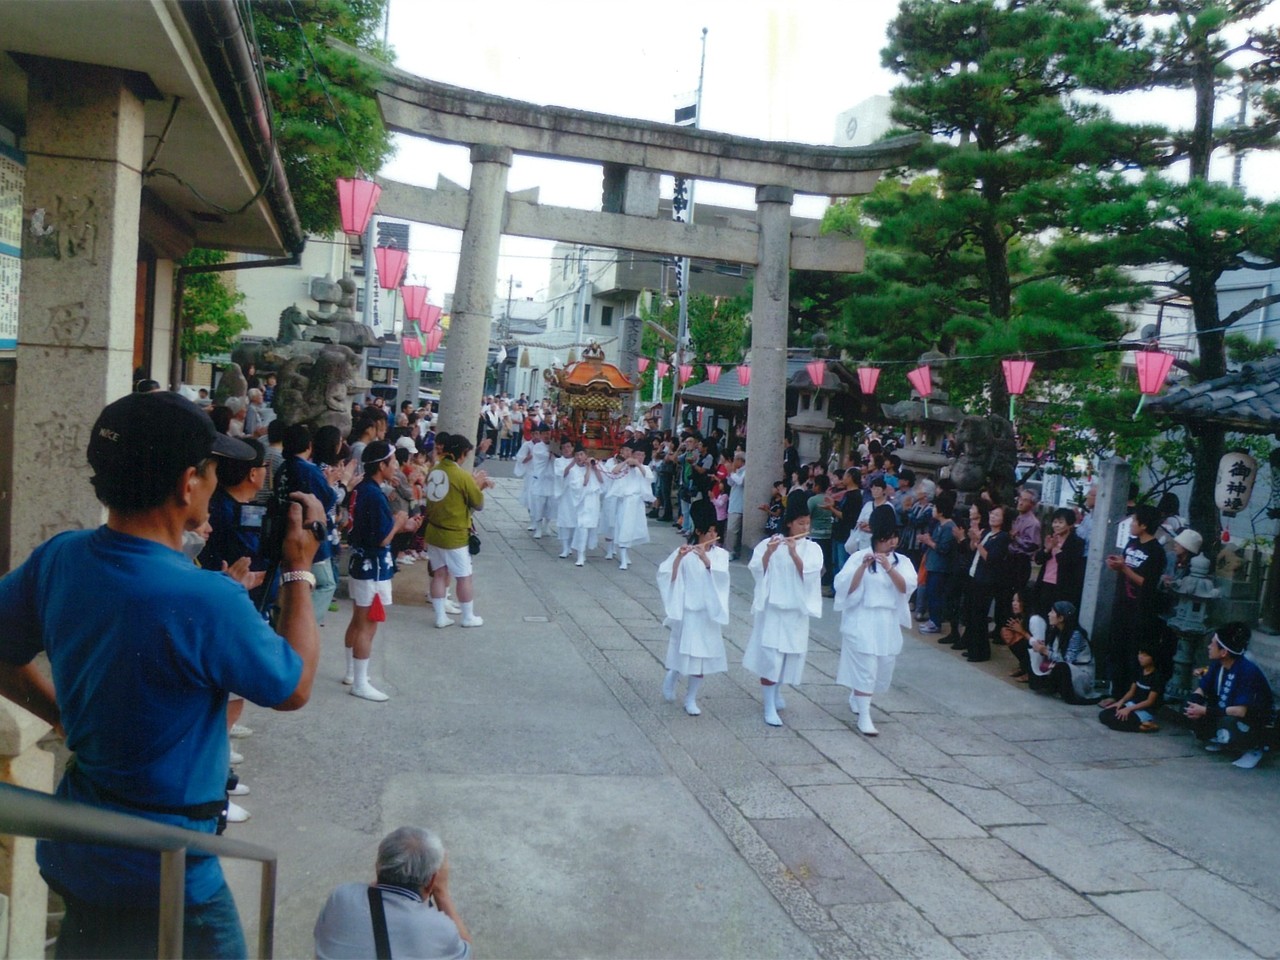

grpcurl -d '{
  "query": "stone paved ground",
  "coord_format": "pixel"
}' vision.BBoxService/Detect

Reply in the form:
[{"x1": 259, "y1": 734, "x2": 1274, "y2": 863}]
[{"x1": 226, "y1": 477, "x2": 1280, "y2": 959}]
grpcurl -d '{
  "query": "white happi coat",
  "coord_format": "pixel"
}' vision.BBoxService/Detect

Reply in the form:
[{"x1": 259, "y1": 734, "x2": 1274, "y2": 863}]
[
  {"x1": 833, "y1": 549, "x2": 916, "y2": 658},
  {"x1": 742, "y1": 536, "x2": 823, "y2": 684},
  {"x1": 605, "y1": 462, "x2": 654, "y2": 548},
  {"x1": 513, "y1": 439, "x2": 554, "y2": 508},
  {"x1": 552, "y1": 455, "x2": 579, "y2": 530},
  {"x1": 658, "y1": 544, "x2": 731, "y2": 676}
]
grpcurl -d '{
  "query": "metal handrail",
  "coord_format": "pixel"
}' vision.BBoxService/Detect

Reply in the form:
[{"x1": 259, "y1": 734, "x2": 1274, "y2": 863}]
[{"x1": 0, "y1": 782, "x2": 278, "y2": 958}]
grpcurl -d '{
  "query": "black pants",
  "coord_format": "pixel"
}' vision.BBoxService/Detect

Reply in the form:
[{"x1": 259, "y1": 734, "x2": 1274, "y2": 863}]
[
  {"x1": 814, "y1": 537, "x2": 834, "y2": 588},
  {"x1": 962, "y1": 582, "x2": 993, "y2": 659},
  {"x1": 1029, "y1": 662, "x2": 1088, "y2": 703},
  {"x1": 1193, "y1": 714, "x2": 1265, "y2": 751}
]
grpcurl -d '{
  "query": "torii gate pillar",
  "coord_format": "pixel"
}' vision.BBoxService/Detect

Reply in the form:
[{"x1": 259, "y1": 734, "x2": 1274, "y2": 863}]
[
  {"x1": 438, "y1": 144, "x2": 512, "y2": 447},
  {"x1": 745, "y1": 185, "x2": 794, "y2": 546}
]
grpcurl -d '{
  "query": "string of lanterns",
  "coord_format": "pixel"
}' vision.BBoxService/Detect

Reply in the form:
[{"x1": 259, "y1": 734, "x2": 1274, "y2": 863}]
[{"x1": 344, "y1": 176, "x2": 1179, "y2": 417}]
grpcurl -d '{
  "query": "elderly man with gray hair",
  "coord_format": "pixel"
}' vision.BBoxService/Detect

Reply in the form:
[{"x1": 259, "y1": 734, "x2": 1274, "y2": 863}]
[{"x1": 314, "y1": 826, "x2": 471, "y2": 959}]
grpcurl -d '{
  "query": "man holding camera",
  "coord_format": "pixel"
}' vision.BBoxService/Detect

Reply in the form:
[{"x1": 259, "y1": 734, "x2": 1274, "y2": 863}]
[
  {"x1": 0, "y1": 391, "x2": 323, "y2": 958},
  {"x1": 278, "y1": 424, "x2": 340, "y2": 623}
]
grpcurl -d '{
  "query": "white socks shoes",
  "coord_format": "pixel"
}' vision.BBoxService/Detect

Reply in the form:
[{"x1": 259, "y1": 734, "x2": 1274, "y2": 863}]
[
  {"x1": 431, "y1": 597, "x2": 453, "y2": 628},
  {"x1": 350, "y1": 658, "x2": 388, "y2": 702},
  {"x1": 460, "y1": 601, "x2": 482, "y2": 627},
  {"x1": 684, "y1": 676, "x2": 704, "y2": 716},
  {"x1": 855, "y1": 695, "x2": 877, "y2": 735},
  {"x1": 343, "y1": 648, "x2": 355, "y2": 685}
]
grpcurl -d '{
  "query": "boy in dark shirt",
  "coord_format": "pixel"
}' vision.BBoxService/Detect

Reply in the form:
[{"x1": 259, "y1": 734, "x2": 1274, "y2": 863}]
[{"x1": 1103, "y1": 504, "x2": 1166, "y2": 701}]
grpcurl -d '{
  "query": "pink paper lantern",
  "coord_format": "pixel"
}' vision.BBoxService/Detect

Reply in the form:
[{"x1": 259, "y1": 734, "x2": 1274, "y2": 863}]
[
  {"x1": 402, "y1": 327, "x2": 421, "y2": 359},
  {"x1": 336, "y1": 177, "x2": 380, "y2": 236},
  {"x1": 736, "y1": 364, "x2": 752, "y2": 387},
  {"x1": 857, "y1": 366, "x2": 881, "y2": 395},
  {"x1": 425, "y1": 326, "x2": 444, "y2": 354},
  {"x1": 1002, "y1": 359, "x2": 1035, "y2": 396},
  {"x1": 374, "y1": 246, "x2": 408, "y2": 291},
  {"x1": 656, "y1": 361, "x2": 670, "y2": 380},
  {"x1": 705, "y1": 363, "x2": 722, "y2": 384},
  {"x1": 678, "y1": 363, "x2": 694, "y2": 385},
  {"x1": 637, "y1": 357, "x2": 650, "y2": 374},
  {"x1": 906, "y1": 365, "x2": 933, "y2": 398},
  {"x1": 1136, "y1": 350, "x2": 1174, "y2": 395},
  {"x1": 805, "y1": 359, "x2": 827, "y2": 388},
  {"x1": 420, "y1": 304, "x2": 444, "y2": 333},
  {"x1": 401, "y1": 284, "x2": 430, "y2": 321}
]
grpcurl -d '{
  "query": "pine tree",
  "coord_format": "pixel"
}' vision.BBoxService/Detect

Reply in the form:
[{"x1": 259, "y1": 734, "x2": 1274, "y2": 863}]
[
  {"x1": 835, "y1": 0, "x2": 1149, "y2": 424},
  {"x1": 1058, "y1": 0, "x2": 1280, "y2": 540}
]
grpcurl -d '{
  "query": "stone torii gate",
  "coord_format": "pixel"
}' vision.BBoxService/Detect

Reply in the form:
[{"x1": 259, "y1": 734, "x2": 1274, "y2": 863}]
[{"x1": 366, "y1": 56, "x2": 919, "y2": 544}]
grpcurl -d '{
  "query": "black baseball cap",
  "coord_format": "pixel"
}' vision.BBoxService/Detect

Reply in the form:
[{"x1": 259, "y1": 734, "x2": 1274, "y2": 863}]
[{"x1": 87, "y1": 391, "x2": 257, "y2": 479}]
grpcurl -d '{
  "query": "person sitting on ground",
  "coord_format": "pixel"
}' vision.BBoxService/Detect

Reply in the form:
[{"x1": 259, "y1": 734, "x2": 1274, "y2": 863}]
[
  {"x1": 1003, "y1": 590, "x2": 1046, "y2": 683},
  {"x1": 314, "y1": 826, "x2": 471, "y2": 959},
  {"x1": 1099, "y1": 643, "x2": 1166, "y2": 732},
  {"x1": 1184, "y1": 621, "x2": 1274, "y2": 769},
  {"x1": 1026, "y1": 600, "x2": 1096, "y2": 704}
]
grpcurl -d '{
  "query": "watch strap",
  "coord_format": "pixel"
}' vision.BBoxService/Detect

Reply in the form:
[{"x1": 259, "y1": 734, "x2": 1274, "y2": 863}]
[{"x1": 281, "y1": 569, "x2": 317, "y2": 589}]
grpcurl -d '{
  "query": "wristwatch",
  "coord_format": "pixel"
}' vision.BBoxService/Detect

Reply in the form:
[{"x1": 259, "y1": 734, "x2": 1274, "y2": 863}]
[{"x1": 281, "y1": 569, "x2": 317, "y2": 589}]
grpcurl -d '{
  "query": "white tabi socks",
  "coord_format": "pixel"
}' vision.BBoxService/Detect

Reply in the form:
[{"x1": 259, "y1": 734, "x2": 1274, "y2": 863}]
[
  {"x1": 684, "y1": 676, "x2": 704, "y2": 716},
  {"x1": 575, "y1": 548, "x2": 586, "y2": 566},
  {"x1": 662, "y1": 669, "x2": 679, "y2": 702},
  {"x1": 848, "y1": 692, "x2": 859, "y2": 714},
  {"x1": 762, "y1": 684, "x2": 783, "y2": 727},
  {"x1": 604, "y1": 540, "x2": 615, "y2": 560},
  {"x1": 558, "y1": 534, "x2": 571, "y2": 558},
  {"x1": 855, "y1": 695, "x2": 877, "y2": 735},
  {"x1": 618, "y1": 547, "x2": 629, "y2": 570}
]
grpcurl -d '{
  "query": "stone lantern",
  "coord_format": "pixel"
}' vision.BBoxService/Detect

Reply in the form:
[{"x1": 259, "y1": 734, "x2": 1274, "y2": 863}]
[{"x1": 1164, "y1": 554, "x2": 1220, "y2": 701}]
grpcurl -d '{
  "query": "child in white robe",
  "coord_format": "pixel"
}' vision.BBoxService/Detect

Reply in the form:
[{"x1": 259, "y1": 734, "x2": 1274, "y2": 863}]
[
  {"x1": 743, "y1": 501, "x2": 824, "y2": 727},
  {"x1": 568, "y1": 448, "x2": 605, "y2": 566},
  {"x1": 604, "y1": 445, "x2": 654, "y2": 570},
  {"x1": 513, "y1": 424, "x2": 555, "y2": 537},
  {"x1": 551, "y1": 440, "x2": 578, "y2": 558},
  {"x1": 658, "y1": 501, "x2": 730, "y2": 715},
  {"x1": 834, "y1": 512, "x2": 916, "y2": 736}
]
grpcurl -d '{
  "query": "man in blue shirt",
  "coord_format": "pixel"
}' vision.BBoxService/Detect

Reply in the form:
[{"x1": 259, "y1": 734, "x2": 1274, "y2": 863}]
[
  {"x1": 1185, "y1": 621, "x2": 1275, "y2": 769},
  {"x1": 278, "y1": 423, "x2": 340, "y2": 623},
  {"x1": 0, "y1": 391, "x2": 323, "y2": 959}
]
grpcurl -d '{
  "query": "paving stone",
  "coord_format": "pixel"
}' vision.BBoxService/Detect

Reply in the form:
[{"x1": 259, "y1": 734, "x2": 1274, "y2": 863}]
[
  {"x1": 866, "y1": 731, "x2": 959, "y2": 776},
  {"x1": 980, "y1": 717, "x2": 1097, "y2": 742},
  {"x1": 1030, "y1": 734, "x2": 1197, "y2": 764},
  {"x1": 932, "y1": 839, "x2": 1044, "y2": 883},
  {"x1": 863, "y1": 850, "x2": 1027, "y2": 937},
  {"x1": 988, "y1": 876, "x2": 1096, "y2": 920},
  {"x1": 801, "y1": 730, "x2": 913, "y2": 780},
  {"x1": 867, "y1": 785, "x2": 988, "y2": 839},
  {"x1": 752, "y1": 817, "x2": 899, "y2": 907},
  {"x1": 704, "y1": 761, "x2": 812, "y2": 820},
  {"x1": 954, "y1": 754, "x2": 1046, "y2": 785},
  {"x1": 998, "y1": 777, "x2": 1082, "y2": 807},
  {"x1": 772, "y1": 763, "x2": 854, "y2": 787},
  {"x1": 908, "y1": 765, "x2": 993, "y2": 788},
  {"x1": 1037, "y1": 915, "x2": 1165, "y2": 960},
  {"x1": 950, "y1": 929, "x2": 1066, "y2": 959},
  {"x1": 778, "y1": 697, "x2": 853, "y2": 731},
  {"x1": 742, "y1": 736, "x2": 828, "y2": 767},
  {"x1": 922, "y1": 780, "x2": 1045, "y2": 828},
  {"x1": 615, "y1": 619, "x2": 667, "y2": 643},
  {"x1": 796, "y1": 784, "x2": 932, "y2": 854},
  {"x1": 992, "y1": 825, "x2": 1148, "y2": 895},
  {"x1": 1090, "y1": 838, "x2": 1195, "y2": 874},
  {"x1": 1090, "y1": 890, "x2": 1256, "y2": 959},
  {"x1": 1023, "y1": 803, "x2": 1142, "y2": 846},
  {"x1": 1147, "y1": 868, "x2": 1280, "y2": 957},
  {"x1": 830, "y1": 901, "x2": 966, "y2": 960},
  {"x1": 873, "y1": 685, "x2": 942, "y2": 715}
]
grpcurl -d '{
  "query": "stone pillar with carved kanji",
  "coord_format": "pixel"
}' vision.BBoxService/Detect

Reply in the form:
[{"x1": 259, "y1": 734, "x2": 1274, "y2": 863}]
[{"x1": 10, "y1": 60, "x2": 144, "y2": 565}]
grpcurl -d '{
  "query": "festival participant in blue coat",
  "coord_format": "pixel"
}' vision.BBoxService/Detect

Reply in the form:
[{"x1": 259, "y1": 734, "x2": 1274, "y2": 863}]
[
  {"x1": 743, "y1": 500, "x2": 824, "y2": 727},
  {"x1": 834, "y1": 510, "x2": 917, "y2": 736},
  {"x1": 658, "y1": 500, "x2": 731, "y2": 716},
  {"x1": 344, "y1": 441, "x2": 423, "y2": 702},
  {"x1": 1184, "y1": 621, "x2": 1275, "y2": 769}
]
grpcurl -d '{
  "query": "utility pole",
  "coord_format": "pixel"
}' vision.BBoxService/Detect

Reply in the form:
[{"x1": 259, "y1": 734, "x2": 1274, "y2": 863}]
[
  {"x1": 501, "y1": 274, "x2": 520, "y2": 394},
  {"x1": 361, "y1": 214, "x2": 377, "y2": 331},
  {"x1": 572, "y1": 246, "x2": 589, "y2": 357},
  {"x1": 672, "y1": 27, "x2": 708, "y2": 432}
]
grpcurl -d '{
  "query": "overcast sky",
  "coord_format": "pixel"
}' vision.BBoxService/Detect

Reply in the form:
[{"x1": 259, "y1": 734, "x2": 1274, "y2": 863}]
[{"x1": 379, "y1": 0, "x2": 1279, "y2": 304}]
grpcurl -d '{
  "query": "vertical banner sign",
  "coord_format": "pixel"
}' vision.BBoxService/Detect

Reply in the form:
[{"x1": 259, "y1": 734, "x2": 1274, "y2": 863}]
[{"x1": 0, "y1": 142, "x2": 24, "y2": 352}]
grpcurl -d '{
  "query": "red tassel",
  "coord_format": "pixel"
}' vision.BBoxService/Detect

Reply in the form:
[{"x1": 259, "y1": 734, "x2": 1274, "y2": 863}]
[{"x1": 368, "y1": 593, "x2": 387, "y2": 622}]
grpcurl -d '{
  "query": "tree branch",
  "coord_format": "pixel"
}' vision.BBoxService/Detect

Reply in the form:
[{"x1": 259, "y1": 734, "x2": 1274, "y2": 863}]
[{"x1": 1220, "y1": 291, "x2": 1280, "y2": 328}]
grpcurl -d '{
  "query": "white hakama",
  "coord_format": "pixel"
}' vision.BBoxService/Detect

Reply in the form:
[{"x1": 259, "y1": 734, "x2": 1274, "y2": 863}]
[
  {"x1": 607, "y1": 463, "x2": 654, "y2": 548},
  {"x1": 742, "y1": 536, "x2": 824, "y2": 685},
  {"x1": 833, "y1": 548, "x2": 916, "y2": 694},
  {"x1": 658, "y1": 544, "x2": 731, "y2": 676}
]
